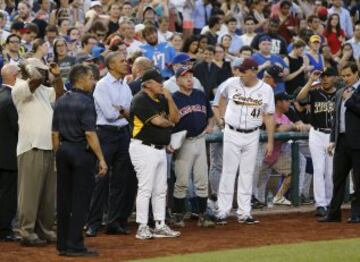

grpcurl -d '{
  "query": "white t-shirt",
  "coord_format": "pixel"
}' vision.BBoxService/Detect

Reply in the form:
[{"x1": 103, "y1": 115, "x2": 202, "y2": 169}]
[
  {"x1": 127, "y1": 40, "x2": 143, "y2": 56},
  {"x1": 12, "y1": 79, "x2": 55, "y2": 155},
  {"x1": 221, "y1": 78, "x2": 275, "y2": 129}
]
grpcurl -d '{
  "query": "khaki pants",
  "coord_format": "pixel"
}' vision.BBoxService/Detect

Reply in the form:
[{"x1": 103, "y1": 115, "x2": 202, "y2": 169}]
[
  {"x1": 174, "y1": 136, "x2": 208, "y2": 199},
  {"x1": 17, "y1": 149, "x2": 56, "y2": 241}
]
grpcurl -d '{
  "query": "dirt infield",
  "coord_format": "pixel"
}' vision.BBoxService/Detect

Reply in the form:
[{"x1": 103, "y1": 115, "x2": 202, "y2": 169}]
[{"x1": 1, "y1": 210, "x2": 359, "y2": 262}]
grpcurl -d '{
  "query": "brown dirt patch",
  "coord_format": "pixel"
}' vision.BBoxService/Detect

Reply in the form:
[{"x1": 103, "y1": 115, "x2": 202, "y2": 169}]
[{"x1": 1, "y1": 210, "x2": 359, "y2": 262}]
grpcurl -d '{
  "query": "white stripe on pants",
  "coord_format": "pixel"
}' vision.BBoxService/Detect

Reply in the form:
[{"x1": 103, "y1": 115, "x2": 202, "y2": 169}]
[
  {"x1": 217, "y1": 127, "x2": 259, "y2": 218},
  {"x1": 309, "y1": 128, "x2": 333, "y2": 207},
  {"x1": 129, "y1": 140, "x2": 167, "y2": 224}
]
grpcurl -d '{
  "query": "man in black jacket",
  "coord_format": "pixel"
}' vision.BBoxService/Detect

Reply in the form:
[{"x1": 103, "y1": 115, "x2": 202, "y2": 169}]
[
  {"x1": 0, "y1": 64, "x2": 19, "y2": 241},
  {"x1": 193, "y1": 45, "x2": 220, "y2": 100},
  {"x1": 320, "y1": 62, "x2": 360, "y2": 223}
]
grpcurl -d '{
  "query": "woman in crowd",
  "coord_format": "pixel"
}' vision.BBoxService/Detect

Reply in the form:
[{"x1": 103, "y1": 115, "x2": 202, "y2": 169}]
[
  {"x1": 182, "y1": 35, "x2": 199, "y2": 60},
  {"x1": 337, "y1": 43, "x2": 360, "y2": 70},
  {"x1": 170, "y1": 33, "x2": 183, "y2": 53},
  {"x1": 31, "y1": 38, "x2": 49, "y2": 63},
  {"x1": 322, "y1": 13, "x2": 345, "y2": 58},
  {"x1": 305, "y1": 34, "x2": 324, "y2": 72},
  {"x1": 284, "y1": 39, "x2": 310, "y2": 95},
  {"x1": 58, "y1": 18, "x2": 70, "y2": 37},
  {"x1": 53, "y1": 37, "x2": 76, "y2": 82},
  {"x1": 321, "y1": 44, "x2": 338, "y2": 73},
  {"x1": 219, "y1": 34, "x2": 236, "y2": 60}
]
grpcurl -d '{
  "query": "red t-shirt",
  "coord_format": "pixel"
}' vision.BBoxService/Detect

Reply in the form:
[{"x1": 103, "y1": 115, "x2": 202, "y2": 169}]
[
  {"x1": 276, "y1": 15, "x2": 299, "y2": 44},
  {"x1": 323, "y1": 30, "x2": 345, "y2": 55}
]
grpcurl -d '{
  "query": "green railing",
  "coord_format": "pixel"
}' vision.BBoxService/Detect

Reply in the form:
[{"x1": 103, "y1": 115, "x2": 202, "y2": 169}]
[{"x1": 205, "y1": 131, "x2": 309, "y2": 207}]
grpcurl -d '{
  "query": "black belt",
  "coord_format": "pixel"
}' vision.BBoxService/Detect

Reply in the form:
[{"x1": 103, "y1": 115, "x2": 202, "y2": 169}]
[
  {"x1": 314, "y1": 127, "x2": 331, "y2": 134},
  {"x1": 228, "y1": 124, "x2": 259, "y2": 133},
  {"x1": 141, "y1": 141, "x2": 165, "y2": 150},
  {"x1": 97, "y1": 125, "x2": 128, "y2": 132}
]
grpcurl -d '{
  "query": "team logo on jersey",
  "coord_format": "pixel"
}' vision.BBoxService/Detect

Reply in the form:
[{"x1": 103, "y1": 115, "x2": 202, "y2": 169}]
[
  {"x1": 232, "y1": 93, "x2": 263, "y2": 106},
  {"x1": 178, "y1": 105, "x2": 207, "y2": 118},
  {"x1": 314, "y1": 101, "x2": 335, "y2": 114}
]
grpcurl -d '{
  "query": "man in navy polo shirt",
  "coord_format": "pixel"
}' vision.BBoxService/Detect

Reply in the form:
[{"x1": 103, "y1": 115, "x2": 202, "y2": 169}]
[{"x1": 171, "y1": 66, "x2": 215, "y2": 228}]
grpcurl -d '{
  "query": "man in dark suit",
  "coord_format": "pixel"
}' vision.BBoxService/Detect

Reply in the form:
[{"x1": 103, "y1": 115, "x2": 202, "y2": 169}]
[
  {"x1": 193, "y1": 45, "x2": 220, "y2": 100},
  {"x1": 320, "y1": 62, "x2": 360, "y2": 223},
  {"x1": 0, "y1": 64, "x2": 20, "y2": 241}
]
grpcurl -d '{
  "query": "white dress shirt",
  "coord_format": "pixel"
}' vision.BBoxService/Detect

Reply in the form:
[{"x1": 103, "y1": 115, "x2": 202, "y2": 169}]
[
  {"x1": 93, "y1": 72, "x2": 133, "y2": 127},
  {"x1": 12, "y1": 79, "x2": 55, "y2": 156}
]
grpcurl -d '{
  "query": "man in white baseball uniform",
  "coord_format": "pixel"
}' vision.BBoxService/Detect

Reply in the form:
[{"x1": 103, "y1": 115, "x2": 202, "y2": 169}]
[
  {"x1": 129, "y1": 69, "x2": 181, "y2": 239},
  {"x1": 217, "y1": 58, "x2": 275, "y2": 224}
]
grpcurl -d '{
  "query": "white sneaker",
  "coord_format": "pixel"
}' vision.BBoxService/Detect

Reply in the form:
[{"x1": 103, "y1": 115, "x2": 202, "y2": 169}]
[
  {"x1": 135, "y1": 225, "x2": 153, "y2": 240},
  {"x1": 273, "y1": 196, "x2": 292, "y2": 206},
  {"x1": 152, "y1": 224, "x2": 181, "y2": 238}
]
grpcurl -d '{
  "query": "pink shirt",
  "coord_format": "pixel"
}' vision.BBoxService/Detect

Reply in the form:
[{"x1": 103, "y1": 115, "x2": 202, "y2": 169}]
[{"x1": 264, "y1": 112, "x2": 292, "y2": 166}]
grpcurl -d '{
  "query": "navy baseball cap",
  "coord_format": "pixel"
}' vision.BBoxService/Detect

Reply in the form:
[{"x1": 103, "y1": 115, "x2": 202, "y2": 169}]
[
  {"x1": 259, "y1": 35, "x2": 272, "y2": 44},
  {"x1": 172, "y1": 53, "x2": 193, "y2": 65},
  {"x1": 175, "y1": 66, "x2": 193, "y2": 78},
  {"x1": 77, "y1": 54, "x2": 96, "y2": 63},
  {"x1": 238, "y1": 58, "x2": 258, "y2": 72},
  {"x1": 141, "y1": 69, "x2": 163, "y2": 84}
]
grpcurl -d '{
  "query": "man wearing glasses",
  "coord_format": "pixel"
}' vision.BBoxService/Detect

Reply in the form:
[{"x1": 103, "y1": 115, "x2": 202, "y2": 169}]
[{"x1": 3, "y1": 34, "x2": 22, "y2": 65}]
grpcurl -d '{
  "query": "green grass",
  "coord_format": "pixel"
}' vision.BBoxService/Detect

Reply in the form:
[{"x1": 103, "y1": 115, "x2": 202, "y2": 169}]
[{"x1": 134, "y1": 238, "x2": 360, "y2": 262}]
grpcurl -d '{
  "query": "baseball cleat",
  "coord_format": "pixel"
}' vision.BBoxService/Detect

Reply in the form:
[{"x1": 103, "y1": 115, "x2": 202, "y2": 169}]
[
  {"x1": 172, "y1": 214, "x2": 185, "y2": 228},
  {"x1": 315, "y1": 207, "x2": 327, "y2": 217},
  {"x1": 135, "y1": 225, "x2": 153, "y2": 240},
  {"x1": 152, "y1": 224, "x2": 181, "y2": 238},
  {"x1": 238, "y1": 216, "x2": 260, "y2": 225},
  {"x1": 197, "y1": 215, "x2": 215, "y2": 227},
  {"x1": 214, "y1": 217, "x2": 228, "y2": 225},
  {"x1": 273, "y1": 196, "x2": 292, "y2": 206}
]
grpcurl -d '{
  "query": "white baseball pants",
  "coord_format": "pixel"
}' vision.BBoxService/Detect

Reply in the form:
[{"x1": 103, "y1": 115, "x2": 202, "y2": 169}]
[
  {"x1": 309, "y1": 128, "x2": 333, "y2": 207},
  {"x1": 217, "y1": 126, "x2": 260, "y2": 218},
  {"x1": 129, "y1": 140, "x2": 167, "y2": 225}
]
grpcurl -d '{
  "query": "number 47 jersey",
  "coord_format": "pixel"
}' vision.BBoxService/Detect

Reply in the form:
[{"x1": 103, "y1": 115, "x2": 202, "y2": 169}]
[{"x1": 221, "y1": 78, "x2": 275, "y2": 129}]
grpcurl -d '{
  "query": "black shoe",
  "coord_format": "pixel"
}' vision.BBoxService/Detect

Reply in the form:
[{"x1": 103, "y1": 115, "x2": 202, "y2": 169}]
[
  {"x1": 252, "y1": 198, "x2": 266, "y2": 209},
  {"x1": 106, "y1": 224, "x2": 130, "y2": 235},
  {"x1": 238, "y1": 216, "x2": 260, "y2": 225},
  {"x1": 347, "y1": 216, "x2": 360, "y2": 223},
  {"x1": 215, "y1": 217, "x2": 228, "y2": 225},
  {"x1": 0, "y1": 233, "x2": 21, "y2": 242},
  {"x1": 63, "y1": 248, "x2": 98, "y2": 257},
  {"x1": 20, "y1": 238, "x2": 47, "y2": 247},
  {"x1": 85, "y1": 227, "x2": 97, "y2": 237},
  {"x1": 318, "y1": 215, "x2": 341, "y2": 223},
  {"x1": 301, "y1": 195, "x2": 313, "y2": 205},
  {"x1": 315, "y1": 207, "x2": 327, "y2": 217}
]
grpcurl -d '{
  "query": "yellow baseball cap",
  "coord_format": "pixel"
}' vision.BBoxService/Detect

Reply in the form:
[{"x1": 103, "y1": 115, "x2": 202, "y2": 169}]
[{"x1": 309, "y1": 35, "x2": 321, "y2": 43}]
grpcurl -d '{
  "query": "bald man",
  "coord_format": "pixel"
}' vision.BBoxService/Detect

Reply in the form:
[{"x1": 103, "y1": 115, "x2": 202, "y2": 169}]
[
  {"x1": 128, "y1": 57, "x2": 153, "y2": 95},
  {"x1": 0, "y1": 64, "x2": 20, "y2": 241}
]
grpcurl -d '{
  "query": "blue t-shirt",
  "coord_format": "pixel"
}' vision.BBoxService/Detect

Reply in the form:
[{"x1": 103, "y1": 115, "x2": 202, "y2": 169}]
[
  {"x1": 252, "y1": 53, "x2": 288, "y2": 93},
  {"x1": 172, "y1": 89, "x2": 213, "y2": 137},
  {"x1": 141, "y1": 42, "x2": 176, "y2": 79}
]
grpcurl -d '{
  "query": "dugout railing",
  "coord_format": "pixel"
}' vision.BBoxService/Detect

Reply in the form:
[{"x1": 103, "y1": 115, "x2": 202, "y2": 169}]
[{"x1": 206, "y1": 131, "x2": 309, "y2": 207}]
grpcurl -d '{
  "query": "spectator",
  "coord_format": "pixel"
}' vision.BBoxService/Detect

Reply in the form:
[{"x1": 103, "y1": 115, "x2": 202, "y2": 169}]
[
  {"x1": 213, "y1": 44, "x2": 232, "y2": 85},
  {"x1": 274, "y1": 0, "x2": 299, "y2": 44},
  {"x1": 305, "y1": 35, "x2": 325, "y2": 72},
  {"x1": 346, "y1": 21, "x2": 360, "y2": 60},
  {"x1": 219, "y1": 16, "x2": 244, "y2": 55},
  {"x1": 13, "y1": 2, "x2": 33, "y2": 23},
  {"x1": 58, "y1": 18, "x2": 70, "y2": 37},
  {"x1": 204, "y1": 16, "x2": 221, "y2": 46},
  {"x1": 327, "y1": 0, "x2": 353, "y2": 38},
  {"x1": 77, "y1": 34, "x2": 98, "y2": 60},
  {"x1": 106, "y1": 3, "x2": 121, "y2": 36},
  {"x1": 3, "y1": 34, "x2": 22, "y2": 65},
  {"x1": 140, "y1": 25, "x2": 176, "y2": 79},
  {"x1": 158, "y1": 17, "x2": 173, "y2": 43},
  {"x1": 321, "y1": 44, "x2": 339, "y2": 73},
  {"x1": 193, "y1": 45, "x2": 220, "y2": 99},
  {"x1": 20, "y1": 23, "x2": 39, "y2": 52},
  {"x1": 30, "y1": 38, "x2": 49, "y2": 63},
  {"x1": 251, "y1": 17, "x2": 288, "y2": 56},
  {"x1": 307, "y1": 15, "x2": 324, "y2": 35},
  {"x1": 322, "y1": 13, "x2": 345, "y2": 57},
  {"x1": 182, "y1": 36, "x2": 199, "y2": 60},
  {"x1": 128, "y1": 56, "x2": 153, "y2": 95},
  {"x1": 337, "y1": 43, "x2": 360, "y2": 70},
  {"x1": 170, "y1": 33, "x2": 183, "y2": 53},
  {"x1": 122, "y1": 20, "x2": 143, "y2": 56},
  {"x1": 53, "y1": 38, "x2": 76, "y2": 82},
  {"x1": 0, "y1": 11, "x2": 10, "y2": 44},
  {"x1": 193, "y1": 0, "x2": 213, "y2": 35},
  {"x1": 164, "y1": 52, "x2": 204, "y2": 93},
  {"x1": 284, "y1": 39, "x2": 310, "y2": 95},
  {"x1": 240, "y1": 16, "x2": 257, "y2": 47}
]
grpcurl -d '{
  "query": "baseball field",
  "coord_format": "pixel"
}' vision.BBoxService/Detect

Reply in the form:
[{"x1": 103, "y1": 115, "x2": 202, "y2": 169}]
[{"x1": 1, "y1": 209, "x2": 360, "y2": 261}]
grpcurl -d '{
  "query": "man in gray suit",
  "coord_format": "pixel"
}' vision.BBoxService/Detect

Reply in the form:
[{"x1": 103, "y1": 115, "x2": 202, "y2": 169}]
[{"x1": 320, "y1": 62, "x2": 360, "y2": 223}]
